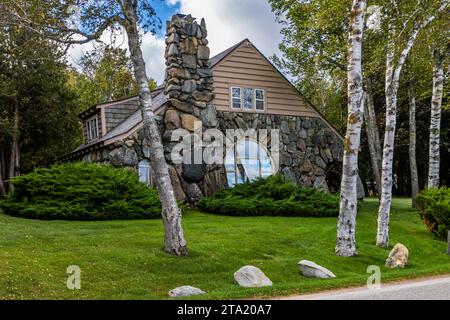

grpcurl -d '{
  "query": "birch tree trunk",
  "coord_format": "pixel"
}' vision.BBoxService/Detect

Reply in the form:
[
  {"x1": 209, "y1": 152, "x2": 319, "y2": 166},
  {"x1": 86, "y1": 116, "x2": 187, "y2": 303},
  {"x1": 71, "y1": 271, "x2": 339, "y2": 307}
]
[
  {"x1": 336, "y1": 0, "x2": 366, "y2": 257},
  {"x1": 8, "y1": 104, "x2": 19, "y2": 192},
  {"x1": 0, "y1": 158, "x2": 6, "y2": 197},
  {"x1": 408, "y1": 85, "x2": 420, "y2": 208},
  {"x1": 121, "y1": 0, "x2": 188, "y2": 256},
  {"x1": 428, "y1": 49, "x2": 444, "y2": 189},
  {"x1": 364, "y1": 79, "x2": 382, "y2": 196},
  {"x1": 376, "y1": 2, "x2": 447, "y2": 247}
]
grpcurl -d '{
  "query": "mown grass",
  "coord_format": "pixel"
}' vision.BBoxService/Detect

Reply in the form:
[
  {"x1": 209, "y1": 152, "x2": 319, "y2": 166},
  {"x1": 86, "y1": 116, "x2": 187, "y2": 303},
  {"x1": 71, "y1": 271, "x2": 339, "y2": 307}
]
[{"x1": 0, "y1": 198, "x2": 449, "y2": 300}]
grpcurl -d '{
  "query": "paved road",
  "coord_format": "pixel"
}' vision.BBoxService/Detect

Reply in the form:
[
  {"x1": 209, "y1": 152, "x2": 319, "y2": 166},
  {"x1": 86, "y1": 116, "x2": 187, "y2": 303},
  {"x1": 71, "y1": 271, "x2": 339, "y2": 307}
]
[{"x1": 276, "y1": 276, "x2": 450, "y2": 300}]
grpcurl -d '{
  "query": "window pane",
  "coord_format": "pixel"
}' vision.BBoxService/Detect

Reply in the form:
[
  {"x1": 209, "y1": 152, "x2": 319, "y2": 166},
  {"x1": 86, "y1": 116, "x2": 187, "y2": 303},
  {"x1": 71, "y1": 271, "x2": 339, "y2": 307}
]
[
  {"x1": 139, "y1": 161, "x2": 151, "y2": 185},
  {"x1": 255, "y1": 89, "x2": 264, "y2": 100},
  {"x1": 243, "y1": 88, "x2": 253, "y2": 110},
  {"x1": 256, "y1": 100, "x2": 264, "y2": 111},
  {"x1": 232, "y1": 87, "x2": 241, "y2": 98},
  {"x1": 232, "y1": 98, "x2": 241, "y2": 109}
]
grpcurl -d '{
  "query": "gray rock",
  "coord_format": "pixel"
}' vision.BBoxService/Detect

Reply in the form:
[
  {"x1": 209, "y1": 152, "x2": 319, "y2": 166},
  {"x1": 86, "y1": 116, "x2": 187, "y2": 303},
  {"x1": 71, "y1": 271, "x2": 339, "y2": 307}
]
[
  {"x1": 386, "y1": 243, "x2": 409, "y2": 268},
  {"x1": 167, "y1": 43, "x2": 179, "y2": 57},
  {"x1": 183, "y1": 163, "x2": 205, "y2": 183},
  {"x1": 199, "y1": 104, "x2": 218, "y2": 127},
  {"x1": 298, "y1": 260, "x2": 336, "y2": 279},
  {"x1": 197, "y1": 45, "x2": 210, "y2": 60},
  {"x1": 234, "y1": 266, "x2": 273, "y2": 288},
  {"x1": 182, "y1": 80, "x2": 197, "y2": 93},
  {"x1": 282, "y1": 167, "x2": 297, "y2": 183},
  {"x1": 182, "y1": 54, "x2": 197, "y2": 69},
  {"x1": 313, "y1": 176, "x2": 329, "y2": 192},
  {"x1": 109, "y1": 147, "x2": 138, "y2": 167},
  {"x1": 168, "y1": 286, "x2": 206, "y2": 298}
]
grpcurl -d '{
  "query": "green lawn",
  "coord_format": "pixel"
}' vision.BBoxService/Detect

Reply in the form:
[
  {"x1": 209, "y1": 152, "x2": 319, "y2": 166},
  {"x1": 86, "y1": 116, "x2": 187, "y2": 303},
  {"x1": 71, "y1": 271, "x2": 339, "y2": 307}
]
[{"x1": 0, "y1": 198, "x2": 449, "y2": 300}]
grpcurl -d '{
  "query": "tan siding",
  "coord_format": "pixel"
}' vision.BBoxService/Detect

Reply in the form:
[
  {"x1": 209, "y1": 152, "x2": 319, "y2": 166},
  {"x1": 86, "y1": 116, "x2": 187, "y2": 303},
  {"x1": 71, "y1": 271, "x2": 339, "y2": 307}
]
[{"x1": 212, "y1": 41, "x2": 318, "y2": 117}]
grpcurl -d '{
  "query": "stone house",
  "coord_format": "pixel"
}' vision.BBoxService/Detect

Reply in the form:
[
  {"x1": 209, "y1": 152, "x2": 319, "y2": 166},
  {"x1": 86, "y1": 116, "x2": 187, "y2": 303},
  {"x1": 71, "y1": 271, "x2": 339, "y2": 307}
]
[{"x1": 63, "y1": 14, "x2": 349, "y2": 204}]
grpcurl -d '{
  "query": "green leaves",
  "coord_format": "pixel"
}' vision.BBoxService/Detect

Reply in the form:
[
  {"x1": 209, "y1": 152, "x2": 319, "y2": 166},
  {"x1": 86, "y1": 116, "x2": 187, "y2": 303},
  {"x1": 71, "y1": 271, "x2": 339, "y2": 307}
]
[
  {"x1": 0, "y1": 162, "x2": 162, "y2": 221},
  {"x1": 416, "y1": 187, "x2": 450, "y2": 240},
  {"x1": 198, "y1": 174, "x2": 339, "y2": 218}
]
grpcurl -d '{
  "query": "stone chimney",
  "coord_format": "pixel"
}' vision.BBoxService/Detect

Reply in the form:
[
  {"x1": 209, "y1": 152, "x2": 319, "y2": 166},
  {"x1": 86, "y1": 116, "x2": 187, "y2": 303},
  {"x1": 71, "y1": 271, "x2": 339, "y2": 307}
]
[
  {"x1": 162, "y1": 14, "x2": 225, "y2": 204},
  {"x1": 163, "y1": 14, "x2": 217, "y2": 131}
]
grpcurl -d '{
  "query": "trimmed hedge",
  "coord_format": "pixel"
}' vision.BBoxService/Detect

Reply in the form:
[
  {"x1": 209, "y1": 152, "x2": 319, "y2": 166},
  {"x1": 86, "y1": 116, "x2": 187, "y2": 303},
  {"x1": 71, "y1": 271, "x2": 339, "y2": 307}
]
[
  {"x1": 416, "y1": 188, "x2": 450, "y2": 240},
  {"x1": 198, "y1": 175, "x2": 339, "y2": 217},
  {"x1": 0, "y1": 163, "x2": 161, "y2": 221}
]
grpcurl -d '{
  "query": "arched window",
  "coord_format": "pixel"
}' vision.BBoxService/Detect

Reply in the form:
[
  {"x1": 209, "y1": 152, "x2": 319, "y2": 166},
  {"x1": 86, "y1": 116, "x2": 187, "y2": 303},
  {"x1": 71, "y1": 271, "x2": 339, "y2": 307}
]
[
  {"x1": 225, "y1": 139, "x2": 273, "y2": 187},
  {"x1": 138, "y1": 160, "x2": 152, "y2": 186}
]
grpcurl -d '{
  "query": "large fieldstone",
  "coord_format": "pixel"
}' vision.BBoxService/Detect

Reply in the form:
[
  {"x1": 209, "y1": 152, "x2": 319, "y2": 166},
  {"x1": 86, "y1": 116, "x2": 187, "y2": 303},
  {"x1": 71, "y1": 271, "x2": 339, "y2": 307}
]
[
  {"x1": 298, "y1": 260, "x2": 336, "y2": 279},
  {"x1": 234, "y1": 266, "x2": 273, "y2": 288},
  {"x1": 165, "y1": 109, "x2": 181, "y2": 130},
  {"x1": 386, "y1": 243, "x2": 409, "y2": 268},
  {"x1": 180, "y1": 114, "x2": 201, "y2": 132},
  {"x1": 168, "y1": 286, "x2": 206, "y2": 298}
]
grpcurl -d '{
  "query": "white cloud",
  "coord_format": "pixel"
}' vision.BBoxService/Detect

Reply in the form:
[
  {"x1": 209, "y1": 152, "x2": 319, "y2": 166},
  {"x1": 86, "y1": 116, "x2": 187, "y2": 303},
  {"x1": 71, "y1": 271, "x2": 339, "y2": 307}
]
[
  {"x1": 67, "y1": 27, "x2": 166, "y2": 84},
  {"x1": 168, "y1": 0, "x2": 283, "y2": 59},
  {"x1": 68, "y1": 0, "x2": 284, "y2": 85}
]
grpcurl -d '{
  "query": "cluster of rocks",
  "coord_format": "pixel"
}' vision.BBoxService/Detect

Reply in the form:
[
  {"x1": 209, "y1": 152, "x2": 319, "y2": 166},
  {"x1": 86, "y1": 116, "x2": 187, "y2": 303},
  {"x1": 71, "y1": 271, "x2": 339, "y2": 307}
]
[
  {"x1": 217, "y1": 112, "x2": 344, "y2": 192},
  {"x1": 168, "y1": 244, "x2": 414, "y2": 297}
]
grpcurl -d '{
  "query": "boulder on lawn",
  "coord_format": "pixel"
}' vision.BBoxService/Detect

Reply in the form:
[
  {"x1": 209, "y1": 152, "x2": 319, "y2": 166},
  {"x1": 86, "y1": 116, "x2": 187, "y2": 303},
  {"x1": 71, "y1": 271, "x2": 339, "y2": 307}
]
[
  {"x1": 234, "y1": 266, "x2": 273, "y2": 288},
  {"x1": 298, "y1": 260, "x2": 336, "y2": 279},
  {"x1": 385, "y1": 243, "x2": 409, "y2": 268},
  {"x1": 168, "y1": 286, "x2": 206, "y2": 298}
]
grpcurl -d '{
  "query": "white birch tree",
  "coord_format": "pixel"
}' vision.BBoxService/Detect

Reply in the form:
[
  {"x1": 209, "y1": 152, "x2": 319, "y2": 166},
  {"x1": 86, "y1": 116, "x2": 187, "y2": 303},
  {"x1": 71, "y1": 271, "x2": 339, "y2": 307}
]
[
  {"x1": 336, "y1": 0, "x2": 367, "y2": 257},
  {"x1": 408, "y1": 84, "x2": 420, "y2": 208},
  {"x1": 428, "y1": 48, "x2": 446, "y2": 189},
  {"x1": 2, "y1": 0, "x2": 188, "y2": 255},
  {"x1": 376, "y1": 0, "x2": 449, "y2": 248}
]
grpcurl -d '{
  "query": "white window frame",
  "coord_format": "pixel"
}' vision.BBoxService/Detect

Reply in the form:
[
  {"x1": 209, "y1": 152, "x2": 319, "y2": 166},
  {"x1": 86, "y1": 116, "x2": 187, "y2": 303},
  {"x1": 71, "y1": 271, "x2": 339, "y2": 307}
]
[
  {"x1": 255, "y1": 89, "x2": 265, "y2": 112},
  {"x1": 138, "y1": 160, "x2": 152, "y2": 187},
  {"x1": 231, "y1": 87, "x2": 242, "y2": 110},
  {"x1": 86, "y1": 115, "x2": 99, "y2": 142}
]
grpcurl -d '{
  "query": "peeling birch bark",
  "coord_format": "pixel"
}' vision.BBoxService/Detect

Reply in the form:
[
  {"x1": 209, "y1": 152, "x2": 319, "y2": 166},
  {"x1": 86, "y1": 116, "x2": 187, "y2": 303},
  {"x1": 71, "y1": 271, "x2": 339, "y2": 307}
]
[
  {"x1": 408, "y1": 85, "x2": 419, "y2": 208},
  {"x1": 8, "y1": 104, "x2": 19, "y2": 192},
  {"x1": 428, "y1": 49, "x2": 444, "y2": 189},
  {"x1": 122, "y1": 0, "x2": 188, "y2": 256},
  {"x1": 376, "y1": 1, "x2": 448, "y2": 248},
  {"x1": 336, "y1": 0, "x2": 366, "y2": 257}
]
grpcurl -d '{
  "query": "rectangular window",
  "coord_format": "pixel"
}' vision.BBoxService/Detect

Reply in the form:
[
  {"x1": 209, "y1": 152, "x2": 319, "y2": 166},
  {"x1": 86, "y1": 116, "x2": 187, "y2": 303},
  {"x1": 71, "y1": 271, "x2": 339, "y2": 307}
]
[
  {"x1": 255, "y1": 89, "x2": 265, "y2": 111},
  {"x1": 243, "y1": 88, "x2": 253, "y2": 110},
  {"x1": 231, "y1": 87, "x2": 242, "y2": 109},
  {"x1": 86, "y1": 116, "x2": 99, "y2": 141}
]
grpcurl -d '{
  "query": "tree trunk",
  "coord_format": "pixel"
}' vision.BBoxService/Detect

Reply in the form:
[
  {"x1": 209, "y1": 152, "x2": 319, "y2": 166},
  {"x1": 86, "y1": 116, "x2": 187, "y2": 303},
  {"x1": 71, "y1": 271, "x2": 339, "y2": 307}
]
[
  {"x1": 376, "y1": 5, "x2": 445, "y2": 247},
  {"x1": 336, "y1": 0, "x2": 366, "y2": 258},
  {"x1": 121, "y1": 0, "x2": 188, "y2": 256},
  {"x1": 0, "y1": 157, "x2": 6, "y2": 197},
  {"x1": 8, "y1": 104, "x2": 19, "y2": 192},
  {"x1": 364, "y1": 79, "x2": 382, "y2": 196},
  {"x1": 408, "y1": 84, "x2": 420, "y2": 208},
  {"x1": 428, "y1": 49, "x2": 444, "y2": 189}
]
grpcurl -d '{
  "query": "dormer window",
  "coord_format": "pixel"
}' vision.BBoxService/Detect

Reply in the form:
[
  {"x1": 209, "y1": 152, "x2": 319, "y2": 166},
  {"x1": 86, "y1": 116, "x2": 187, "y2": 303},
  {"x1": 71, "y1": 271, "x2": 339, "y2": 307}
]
[{"x1": 86, "y1": 115, "x2": 99, "y2": 142}]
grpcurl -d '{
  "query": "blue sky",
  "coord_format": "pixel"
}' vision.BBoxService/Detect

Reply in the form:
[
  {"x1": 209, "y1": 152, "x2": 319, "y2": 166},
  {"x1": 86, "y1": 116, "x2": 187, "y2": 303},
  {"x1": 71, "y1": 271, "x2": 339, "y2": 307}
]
[{"x1": 69, "y1": 0, "x2": 284, "y2": 84}]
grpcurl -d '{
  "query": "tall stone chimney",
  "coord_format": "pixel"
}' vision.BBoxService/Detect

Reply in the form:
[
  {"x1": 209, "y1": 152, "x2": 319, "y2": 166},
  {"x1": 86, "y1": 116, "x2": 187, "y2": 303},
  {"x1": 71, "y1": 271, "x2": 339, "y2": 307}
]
[
  {"x1": 162, "y1": 14, "x2": 225, "y2": 204},
  {"x1": 164, "y1": 14, "x2": 217, "y2": 129}
]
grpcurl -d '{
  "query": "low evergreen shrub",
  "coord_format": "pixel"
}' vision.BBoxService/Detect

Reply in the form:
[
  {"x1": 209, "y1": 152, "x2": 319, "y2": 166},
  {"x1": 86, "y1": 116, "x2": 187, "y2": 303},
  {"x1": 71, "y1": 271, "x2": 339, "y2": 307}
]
[
  {"x1": 416, "y1": 188, "x2": 450, "y2": 240},
  {"x1": 198, "y1": 175, "x2": 339, "y2": 217},
  {"x1": 0, "y1": 163, "x2": 161, "y2": 221}
]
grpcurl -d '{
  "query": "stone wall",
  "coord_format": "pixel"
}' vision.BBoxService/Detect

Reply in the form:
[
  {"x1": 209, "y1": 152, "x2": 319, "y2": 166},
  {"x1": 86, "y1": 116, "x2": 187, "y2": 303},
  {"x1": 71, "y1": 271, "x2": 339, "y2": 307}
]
[{"x1": 217, "y1": 111, "x2": 344, "y2": 192}]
